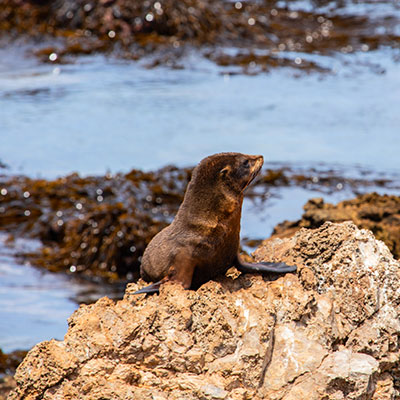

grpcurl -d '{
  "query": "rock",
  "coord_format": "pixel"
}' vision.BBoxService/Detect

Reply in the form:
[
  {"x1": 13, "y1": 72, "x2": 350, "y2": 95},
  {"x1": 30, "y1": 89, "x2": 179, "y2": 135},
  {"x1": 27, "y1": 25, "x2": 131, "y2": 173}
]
[
  {"x1": 272, "y1": 193, "x2": 400, "y2": 259},
  {"x1": 372, "y1": 373, "x2": 396, "y2": 400},
  {"x1": 283, "y1": 350, "x2": 379, "y2": 400},
  {"x1": 8, "y1": 222, "x2": 400, "y2": 399}
]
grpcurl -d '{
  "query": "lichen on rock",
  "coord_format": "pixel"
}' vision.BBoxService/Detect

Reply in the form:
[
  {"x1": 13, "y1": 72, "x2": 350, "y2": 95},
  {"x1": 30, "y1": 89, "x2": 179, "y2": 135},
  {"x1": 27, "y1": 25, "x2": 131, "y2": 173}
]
[{"x1": 8, "y1": 222, "x2": 400, "y2": 399}]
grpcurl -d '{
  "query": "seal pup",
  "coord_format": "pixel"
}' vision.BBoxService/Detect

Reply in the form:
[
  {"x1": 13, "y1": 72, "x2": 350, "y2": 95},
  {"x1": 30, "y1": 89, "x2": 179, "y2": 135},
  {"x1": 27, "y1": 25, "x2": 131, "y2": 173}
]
[{"x1": 135, "y1": 152, "x2": 296, "y2": 294}]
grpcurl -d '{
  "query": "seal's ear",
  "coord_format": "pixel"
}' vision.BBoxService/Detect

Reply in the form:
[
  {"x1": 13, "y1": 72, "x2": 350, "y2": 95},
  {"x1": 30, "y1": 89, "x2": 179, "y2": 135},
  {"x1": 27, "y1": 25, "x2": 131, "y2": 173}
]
[{"x1": 220, "y1": 165, "x2": 231, "y2": 177}]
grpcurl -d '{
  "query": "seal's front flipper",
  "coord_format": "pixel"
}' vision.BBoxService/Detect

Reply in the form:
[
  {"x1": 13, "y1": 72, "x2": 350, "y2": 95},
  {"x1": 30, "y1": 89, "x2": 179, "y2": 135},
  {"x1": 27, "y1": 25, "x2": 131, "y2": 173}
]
[
  {"x1": 235, "y1": 256, "x2": 297, "y2": 275},
  {"x1": 133, "y1": 281, "x2": 163, "y2": 295}
]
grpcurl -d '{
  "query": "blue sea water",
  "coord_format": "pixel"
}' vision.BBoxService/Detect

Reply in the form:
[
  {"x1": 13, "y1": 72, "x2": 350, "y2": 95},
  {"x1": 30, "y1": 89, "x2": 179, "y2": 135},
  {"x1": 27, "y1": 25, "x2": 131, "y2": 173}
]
[{"x1": 0, "y1": 46, "x2": 399, "y2": 177}]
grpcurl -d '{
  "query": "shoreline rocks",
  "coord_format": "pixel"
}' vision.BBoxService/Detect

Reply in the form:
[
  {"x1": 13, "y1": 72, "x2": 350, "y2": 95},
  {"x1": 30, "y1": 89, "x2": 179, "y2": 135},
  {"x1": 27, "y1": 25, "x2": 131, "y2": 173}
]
[{"x1": 8, "y1": 222, "x2": 400, "y2": 399}]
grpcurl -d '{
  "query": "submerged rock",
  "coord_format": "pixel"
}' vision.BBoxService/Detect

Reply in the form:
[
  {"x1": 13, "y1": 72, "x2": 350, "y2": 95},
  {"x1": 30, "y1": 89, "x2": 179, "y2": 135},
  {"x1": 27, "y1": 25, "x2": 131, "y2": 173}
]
[{"x1": 9, "y1": 222, "x2": 400, "y2": 399}]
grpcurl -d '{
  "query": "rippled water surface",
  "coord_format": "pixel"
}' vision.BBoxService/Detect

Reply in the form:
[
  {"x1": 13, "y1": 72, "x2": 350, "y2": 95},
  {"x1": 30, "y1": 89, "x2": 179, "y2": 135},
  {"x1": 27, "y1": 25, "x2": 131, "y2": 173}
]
[
  {"x1": 1, "y1": 41, "x2": 399, "y2": 352},
  {"x1": 1, "y1": 45, "x2": 400, "y2": 176},
  {"x1": 0, "y1": 235, "x2": 76, "y2": 352},
  {"x1": 0, "y1": 234, "x2": 123, "y2": 352}
]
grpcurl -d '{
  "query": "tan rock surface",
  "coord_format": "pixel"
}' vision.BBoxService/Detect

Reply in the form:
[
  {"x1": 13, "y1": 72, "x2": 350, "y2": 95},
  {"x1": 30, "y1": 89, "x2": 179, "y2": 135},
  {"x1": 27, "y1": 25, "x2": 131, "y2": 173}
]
[{"x1": 8, "y1": 222, "x2": 400, "y2": 400}]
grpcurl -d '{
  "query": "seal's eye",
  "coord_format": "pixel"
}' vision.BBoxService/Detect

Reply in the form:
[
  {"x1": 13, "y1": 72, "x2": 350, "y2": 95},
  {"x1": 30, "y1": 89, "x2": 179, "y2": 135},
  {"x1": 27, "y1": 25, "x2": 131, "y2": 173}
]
[{"x1": 243, "y1": 159, "x2": 249, "y2": 167}]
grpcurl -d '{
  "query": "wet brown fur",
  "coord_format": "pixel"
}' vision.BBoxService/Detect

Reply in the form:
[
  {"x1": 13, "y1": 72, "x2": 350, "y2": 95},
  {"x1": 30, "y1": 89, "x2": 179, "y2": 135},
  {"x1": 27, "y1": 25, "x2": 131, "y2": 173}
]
[{"x1": 140, "y1": 152, "x2": 264, "y2": 289}]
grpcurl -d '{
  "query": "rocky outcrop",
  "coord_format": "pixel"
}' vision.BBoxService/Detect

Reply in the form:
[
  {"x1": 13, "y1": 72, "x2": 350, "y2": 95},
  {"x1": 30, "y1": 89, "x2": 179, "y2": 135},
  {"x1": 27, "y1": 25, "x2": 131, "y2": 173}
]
[
  {"x1": 273, "y1": 193, "x2": 400, "y2": 259},
  {"x1": 8, "y1": 222, "x2": 400, "y2": 399}
]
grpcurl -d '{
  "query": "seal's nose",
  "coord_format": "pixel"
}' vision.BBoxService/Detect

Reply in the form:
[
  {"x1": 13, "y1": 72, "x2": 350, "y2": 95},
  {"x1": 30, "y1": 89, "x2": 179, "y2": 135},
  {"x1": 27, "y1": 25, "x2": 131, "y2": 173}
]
[{"x1": 253, "y1": 155, "x2": 264, "y2": 168}]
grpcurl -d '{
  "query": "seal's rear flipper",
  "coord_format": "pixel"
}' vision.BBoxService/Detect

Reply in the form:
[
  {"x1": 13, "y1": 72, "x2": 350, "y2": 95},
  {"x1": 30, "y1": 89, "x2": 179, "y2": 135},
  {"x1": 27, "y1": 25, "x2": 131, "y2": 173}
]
[
  {"x1": 133, "y1": 281, "x2": 163, "y2": 295},
  {"x1": 236, "y1": 260, "x2": 297, "y2": 274}
]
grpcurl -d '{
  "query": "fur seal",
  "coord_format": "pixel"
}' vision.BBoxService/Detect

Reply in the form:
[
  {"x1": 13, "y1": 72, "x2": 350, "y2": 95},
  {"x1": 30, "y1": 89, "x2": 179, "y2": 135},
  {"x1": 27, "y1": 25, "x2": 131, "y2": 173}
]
[{"x1": 135, "y1": 152, "x2": 296, "y2": 294}]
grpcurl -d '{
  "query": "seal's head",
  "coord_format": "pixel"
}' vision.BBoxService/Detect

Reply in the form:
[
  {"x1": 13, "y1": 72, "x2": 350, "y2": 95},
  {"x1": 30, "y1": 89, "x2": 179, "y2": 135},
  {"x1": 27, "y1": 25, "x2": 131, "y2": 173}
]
[{"x1": 189, "y1": 152, "x2": 264, "y2": 197}]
